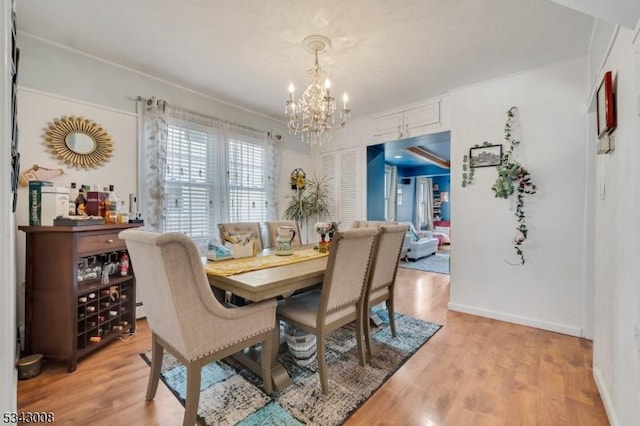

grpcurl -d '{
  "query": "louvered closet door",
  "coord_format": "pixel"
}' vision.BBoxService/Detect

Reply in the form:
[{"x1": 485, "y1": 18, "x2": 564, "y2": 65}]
[{"x1": 320, "y1": 147, "x2": 359, "y2": 229}]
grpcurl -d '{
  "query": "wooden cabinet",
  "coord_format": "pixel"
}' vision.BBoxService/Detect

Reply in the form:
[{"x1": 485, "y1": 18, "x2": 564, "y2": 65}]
[
  {"x1": 372, "y1": 101, "x2": 440, "y2": 143},
  {"x1": 19, "y1": 224, "x2": 141, "y2": 372}
]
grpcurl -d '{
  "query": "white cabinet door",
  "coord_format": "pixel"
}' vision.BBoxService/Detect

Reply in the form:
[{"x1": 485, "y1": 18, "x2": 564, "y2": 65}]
[
  {"x1": 372, "y1": 112, "x2": 403, "y2": 142},
  {"x1": 371, "y1": 101, "x2": 440, "y2": 143},
  {"x1": 404, "y1": 102, "x2": 440, "y2": 137}
]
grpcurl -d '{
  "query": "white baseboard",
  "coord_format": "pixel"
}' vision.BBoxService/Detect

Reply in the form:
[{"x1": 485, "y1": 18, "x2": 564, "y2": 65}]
[
  {"x1": 593, "y1": 366, "x2": 619, "y2": 426},
  {"x1": 447, "y1": 302, "x2": 583, "y2": 337},
  {"x1": 136, "y1": 303, "x2": 146, "y2": 319}
]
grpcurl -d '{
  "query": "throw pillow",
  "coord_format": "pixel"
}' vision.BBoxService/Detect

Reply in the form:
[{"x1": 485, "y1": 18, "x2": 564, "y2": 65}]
[{"x1": 434, "y1": 226, "x2": 450, "y2": 235}]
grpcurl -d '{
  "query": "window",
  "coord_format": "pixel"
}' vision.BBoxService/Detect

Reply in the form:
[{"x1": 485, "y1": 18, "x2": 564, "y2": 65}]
[
  {"x1": 384, "y1": 165, "x2": 391, "y2": 220},
  {"x1": 163, "y1": 123, "x2": 219, "y2": 243},
  {"x1": 228, "y1": 138, "x2": 267, "y2": 222}
]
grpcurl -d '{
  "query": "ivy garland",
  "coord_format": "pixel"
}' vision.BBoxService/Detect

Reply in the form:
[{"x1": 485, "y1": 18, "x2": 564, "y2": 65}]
[
  {"x1": 493, "y1": 107, "x2": 537, "y2": 265},
  {"x1": 462, "y1": 141, "x2": 492, "y2": 187},
  {"x1": 462, "y1": 106, "x2": 537, "y2": 265}
]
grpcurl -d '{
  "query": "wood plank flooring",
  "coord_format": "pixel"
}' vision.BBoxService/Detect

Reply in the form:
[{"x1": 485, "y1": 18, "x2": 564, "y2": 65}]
[{"x1": 17, "y1": 268, "x2": 608, "y2": 425}]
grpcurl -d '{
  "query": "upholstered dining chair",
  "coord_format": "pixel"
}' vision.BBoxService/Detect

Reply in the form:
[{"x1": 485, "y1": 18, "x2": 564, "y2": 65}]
[
  {"x1": 119, "y1": 229, "x2": 277, "y2": 426},
  {"x1": 276, "y1": 227, "x2": 379, "y2": 394},
  {"x1": 363, "y1": 224, "x2": 408, "y2": 358},
  {"x1": 218, "y1": 222, "x2": 264, "y2": 251},
  {"x1": 265, "y1": 220, "x2": 302, "y2": 248}
]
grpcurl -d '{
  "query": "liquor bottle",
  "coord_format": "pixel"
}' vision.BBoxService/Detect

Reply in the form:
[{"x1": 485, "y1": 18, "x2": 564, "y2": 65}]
[
  {"x1": 120, "y1": 252, "x2": 130, "y2": 276},
  {"x1": 106, "y1": 185, "x2": 118, "y2": 224},
  {"x1": 75, "y1": 185, "x2": 87, "y2": 216},
  {"x1": 68, "y1": 182, "x2": 78, "y2": 215}
]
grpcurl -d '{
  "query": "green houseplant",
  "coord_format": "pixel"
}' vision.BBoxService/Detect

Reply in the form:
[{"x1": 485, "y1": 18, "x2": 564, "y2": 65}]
[{"x1": 283, "y1": 174, "x2": 331, "y2": 243}]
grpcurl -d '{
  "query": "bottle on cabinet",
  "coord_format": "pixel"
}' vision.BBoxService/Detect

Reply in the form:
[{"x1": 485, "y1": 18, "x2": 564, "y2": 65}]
[
  {"x1": 104, "y1": 185, "x2": 117, "y2": 223},
  {"x1": 75, "y1": 185, "x2": 87, "y2": 216},
  {"x1": 68, "y1": 182, "x2": 78, "y2": 215},
  {"x1": 119, "y1": 252, "x2": 130, "y2": 276}
]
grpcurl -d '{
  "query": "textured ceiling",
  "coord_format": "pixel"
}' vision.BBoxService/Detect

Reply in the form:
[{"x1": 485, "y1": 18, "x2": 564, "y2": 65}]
[{"x1": 16, "y1": 0, "x2": 594, "y2": 123}]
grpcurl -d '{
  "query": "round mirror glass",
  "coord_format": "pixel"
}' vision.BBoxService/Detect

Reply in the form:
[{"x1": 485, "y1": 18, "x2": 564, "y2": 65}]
[{"x1": 65, "y1": 132, "x2": 96, "y2": 154}]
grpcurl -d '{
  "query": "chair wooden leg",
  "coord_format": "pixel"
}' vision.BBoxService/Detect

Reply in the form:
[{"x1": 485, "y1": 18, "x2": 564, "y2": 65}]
[
  {"x1": 183, "y1": 363, "x2": 201, "y2": 426},
  {"x1": 364, "y1": 305, "x2": 372, "y2": 358},
  {"x1": 356, "y1": 314, "x2": 367, "y2": 366},
  {"x1": 261, "y1": 329, "x2": 274, "y2": 394},
  {"x1": 146, "y1": 333, "x2": 163, "y2": 400},
  {"x1": 317, "y1": 333, "x2": 329, "y2": 394},
  {"x1": 387, "y1": 298, "x2": 397, "y2": 337}
]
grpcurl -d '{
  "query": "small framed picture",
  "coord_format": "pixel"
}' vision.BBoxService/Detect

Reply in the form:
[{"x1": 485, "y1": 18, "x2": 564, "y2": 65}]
[
  {"x1": 470, "y1": 144, "x2": 502, "y2": 168},
  {"x1": 596, "y1": 71, "x2": 616, "y2": 138}
]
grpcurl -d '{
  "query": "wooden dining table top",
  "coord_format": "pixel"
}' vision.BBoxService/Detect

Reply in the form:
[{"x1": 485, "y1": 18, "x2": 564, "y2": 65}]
[{"x1": 205, "y1": 246, "x2": 328, "y2": 302}]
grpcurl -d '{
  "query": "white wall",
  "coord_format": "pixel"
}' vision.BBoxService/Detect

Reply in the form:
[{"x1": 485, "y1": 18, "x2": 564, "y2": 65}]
[
  {"x1": 590, "y1": 25, "x2": 640, "y2": 426},
  {"x1": 447, "y1": 57, "x2": 590, "y2": 336}
]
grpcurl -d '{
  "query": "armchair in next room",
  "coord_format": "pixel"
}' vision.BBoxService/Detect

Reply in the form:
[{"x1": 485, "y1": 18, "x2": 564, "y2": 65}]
[{"x1": 399, "y1": 222, "x2": 438, "y2": 260}]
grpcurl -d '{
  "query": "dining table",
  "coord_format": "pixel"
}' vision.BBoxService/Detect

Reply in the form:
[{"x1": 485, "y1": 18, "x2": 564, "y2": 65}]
[{"x1": 205, "y1": 245, "x2": 328, "y2": 391}]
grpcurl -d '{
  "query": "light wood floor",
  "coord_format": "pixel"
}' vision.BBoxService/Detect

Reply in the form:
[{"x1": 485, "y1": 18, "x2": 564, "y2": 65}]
[{"x1": 18, "y1": 268, "x2": 608, "y2": 426}]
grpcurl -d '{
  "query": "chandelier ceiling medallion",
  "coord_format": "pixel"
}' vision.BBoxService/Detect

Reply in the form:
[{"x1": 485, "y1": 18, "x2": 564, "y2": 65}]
[{"x1": 285, "y1": 35, "x2": 350, "y2": 145}]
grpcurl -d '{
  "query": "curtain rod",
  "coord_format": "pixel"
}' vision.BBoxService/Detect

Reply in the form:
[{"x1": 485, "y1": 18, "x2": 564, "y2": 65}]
[{"x1": 136, "y1": 95, "x2": 264, "y2": 134}]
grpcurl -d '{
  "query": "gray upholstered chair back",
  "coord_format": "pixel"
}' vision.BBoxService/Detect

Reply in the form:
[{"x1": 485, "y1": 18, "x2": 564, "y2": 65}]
[
  {"x1": 351, "y1": 220, "x2": 396, "y2": 229},
  {"x1": 321, "y1": 228, "x2": 378, "y2": 314},
  {"x1": 119, "y1": 229, "x2": 274, "y2": 361},
  {"x1": 218, "y1": 222, "x2": 264, "y2": 251},
  {"x1": 368, "y1": 224, "x2": 408, "y2": 294}
]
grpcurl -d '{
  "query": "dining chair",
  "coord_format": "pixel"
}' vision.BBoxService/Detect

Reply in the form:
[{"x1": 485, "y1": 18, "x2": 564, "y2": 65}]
[
  {"x1": 265, "y1": 220, "x2": 302, "y2": 248},
  {"x1": 119, "y1": 229, "x2": 277, "y2": 426},
  {"x1": 276, "y1": 227, "x2": 379, "y2": 394},
  {"x1": 363, "y1": 224, "x2": 408, "y2": 359},
  {"x1": 218, "y1": 222, "x2": 264, "y2": 251}
]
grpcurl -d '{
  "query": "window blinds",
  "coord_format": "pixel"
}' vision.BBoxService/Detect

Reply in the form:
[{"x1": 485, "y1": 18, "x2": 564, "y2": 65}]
[{"x1": 164, "y1": 124, "x2": 217, "y2": 241}]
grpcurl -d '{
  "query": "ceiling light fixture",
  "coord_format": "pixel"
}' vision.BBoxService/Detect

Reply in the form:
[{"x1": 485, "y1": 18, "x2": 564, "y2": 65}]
[{"x1": 285, "y1": 35, "x2": 350, "y2": 145}]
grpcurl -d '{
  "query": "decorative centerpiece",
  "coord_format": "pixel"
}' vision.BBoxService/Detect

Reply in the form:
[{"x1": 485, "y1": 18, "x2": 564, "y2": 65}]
[{"x1": 315, "y1": 221, "x2": 339, "y2": 253}]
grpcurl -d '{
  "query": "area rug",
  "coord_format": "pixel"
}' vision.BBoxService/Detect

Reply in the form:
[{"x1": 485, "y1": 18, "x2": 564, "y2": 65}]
[
  {"x1": 140, "y1": 309, "x2": 441, "y2": 425},
  {"x1": 400, "y1": 252, "x2": 450, "y2": 274}
]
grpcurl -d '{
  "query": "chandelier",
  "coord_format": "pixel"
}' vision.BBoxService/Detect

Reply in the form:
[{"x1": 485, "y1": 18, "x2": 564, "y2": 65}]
[{"x1": 285, "y1": 35, "x2": 350, "y2": 145}]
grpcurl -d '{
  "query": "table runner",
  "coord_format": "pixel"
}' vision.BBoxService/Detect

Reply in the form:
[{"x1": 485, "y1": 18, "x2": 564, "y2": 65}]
[{"x1": 205, "y1": 248, "x2": 328, "y2": 277}]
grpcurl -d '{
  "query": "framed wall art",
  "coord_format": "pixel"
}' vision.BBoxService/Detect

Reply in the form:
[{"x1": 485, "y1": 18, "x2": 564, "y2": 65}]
[
  {"x1": 469, "y1": 144, "x2": 502, "y2": 168},
  {"x1": 596, "y1": 71, "x2": 616, "y2": 138}
]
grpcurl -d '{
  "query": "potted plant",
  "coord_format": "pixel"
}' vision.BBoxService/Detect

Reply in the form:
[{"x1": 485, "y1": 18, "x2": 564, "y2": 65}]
[{"x1": 283, "y1": 174, "x2": 331, "y2": 243}]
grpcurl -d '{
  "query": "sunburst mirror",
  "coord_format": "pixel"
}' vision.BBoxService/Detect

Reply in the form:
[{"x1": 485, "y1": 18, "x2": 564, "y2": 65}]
[{"x1": 44, "y1": 116, "x2": 114, "y2": 168}]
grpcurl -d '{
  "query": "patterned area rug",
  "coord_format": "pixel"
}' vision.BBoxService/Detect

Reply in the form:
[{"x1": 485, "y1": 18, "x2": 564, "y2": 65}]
[
  {"x1": 140, "y1": 309, "x2": 441, "y2": 425},
  {"x1": 400, "y1": 252, "x2": 450, "y2": 274}
]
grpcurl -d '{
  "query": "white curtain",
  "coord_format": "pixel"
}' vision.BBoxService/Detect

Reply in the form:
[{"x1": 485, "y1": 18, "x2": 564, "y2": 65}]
[
  {"x1": 136, "y1": 97, "x2": 168, "y2": 232},
  {"x1": 266, "y1": 131, "x2": 283, "y2": 220},
  {"x1": 414, "y1": 177, "x2": 434, "y2": 231},
  {"x1": 387, "y1": 165, "x2": 398, "y2": 221}
]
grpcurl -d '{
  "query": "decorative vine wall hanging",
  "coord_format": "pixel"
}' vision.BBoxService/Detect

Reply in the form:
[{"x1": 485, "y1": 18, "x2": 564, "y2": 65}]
[{"x1": 462, "y1": 107, "x2": 537, "y2": 265}]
